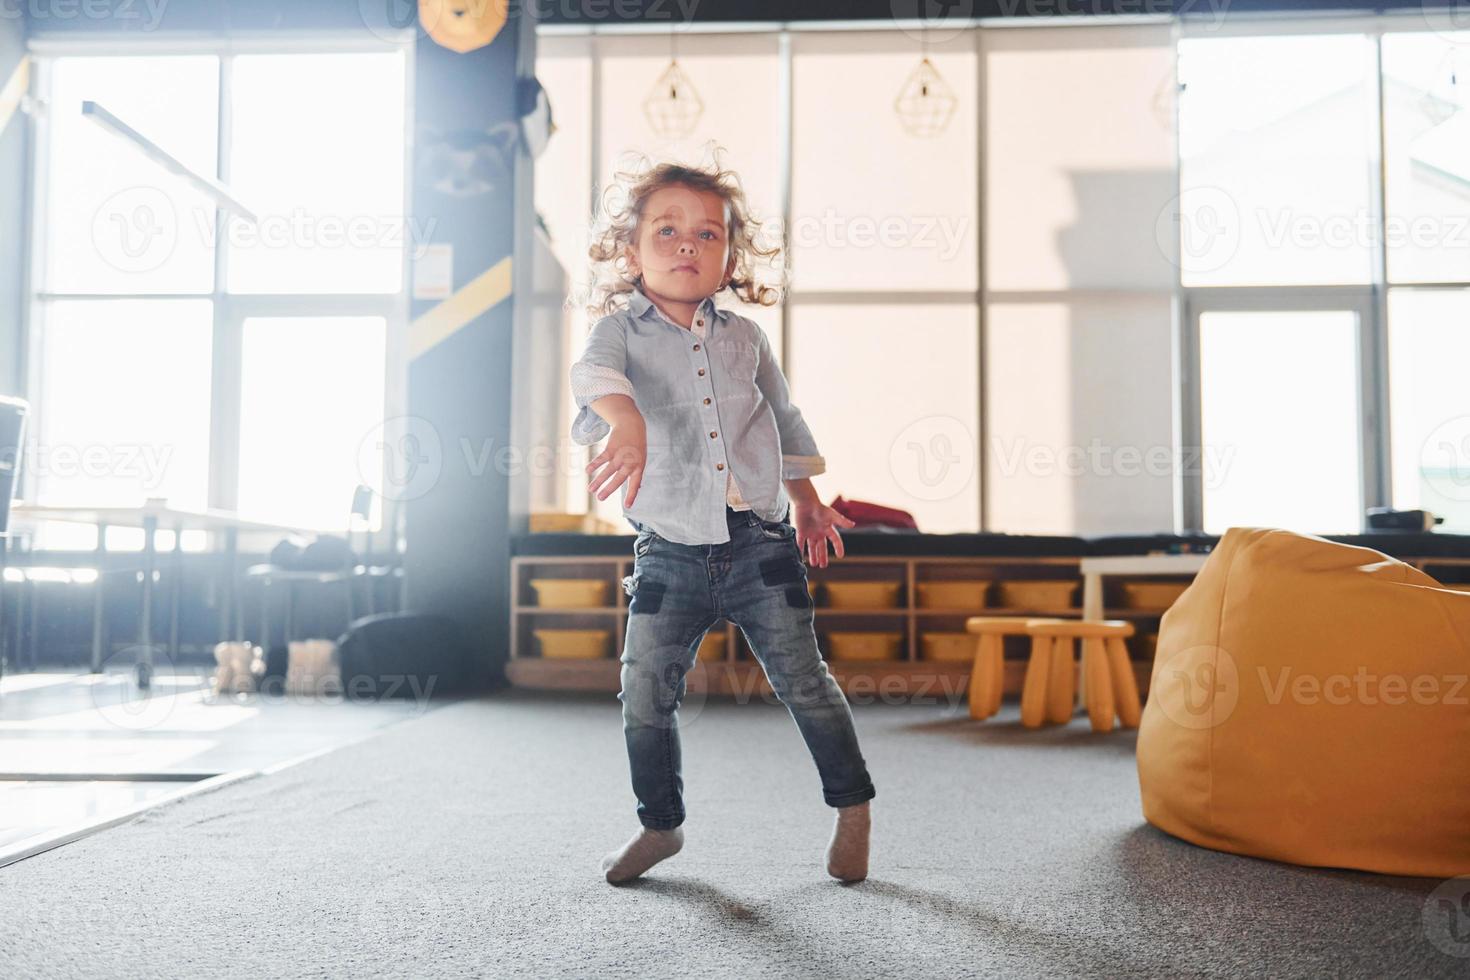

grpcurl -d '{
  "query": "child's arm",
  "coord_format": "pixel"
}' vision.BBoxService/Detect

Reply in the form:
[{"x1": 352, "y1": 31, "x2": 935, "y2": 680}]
[
  {"x1": 569, "y1": 317, "x2": 636, "y2": 446},
  {"x1": 783, "y1": 474, "x2": 855, "y2": 567},
  {"x1": 753, "y1": 327, "x2": 826, "y2": 481},
  {"x1": 570, "y1": 317, "x2": 647, "y2": 505}
]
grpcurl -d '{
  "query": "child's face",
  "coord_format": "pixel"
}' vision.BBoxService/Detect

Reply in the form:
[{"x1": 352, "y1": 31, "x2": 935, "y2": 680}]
[{"x1": 626, "y1": 183, "x2": 733, "y2": 306}]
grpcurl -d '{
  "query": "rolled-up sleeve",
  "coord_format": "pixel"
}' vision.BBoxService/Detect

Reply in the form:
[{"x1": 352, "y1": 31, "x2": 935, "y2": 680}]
[
  {"x1": 569, "y1": 316, "x2": 635, "y2": 446},
  {"x1": 753, "y1": 325, "x2": 826, "y2": 480}
]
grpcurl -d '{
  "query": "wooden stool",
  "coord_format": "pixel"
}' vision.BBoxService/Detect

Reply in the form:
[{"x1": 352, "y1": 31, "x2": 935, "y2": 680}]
[
  {"x1": 963, "y1": 617, "x2": 1032, "y2": 720},
  {"x1": 1024, "y1": 619, "x2": 1141, "y2": 732},
  {"x1": 1017, "y1": 618, "x2": 1071, "y2": 728}
]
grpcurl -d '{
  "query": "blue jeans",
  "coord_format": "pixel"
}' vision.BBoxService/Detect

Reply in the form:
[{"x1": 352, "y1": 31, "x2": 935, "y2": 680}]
[{"x1": 618, "y1": 504, "x2": 877, "y2": 829}]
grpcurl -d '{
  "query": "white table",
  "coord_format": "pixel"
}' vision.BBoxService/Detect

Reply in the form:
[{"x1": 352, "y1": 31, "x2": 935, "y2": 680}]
[
  {"x1": 8, "y1": 503, "x2": 309, "y2": 689},
  {"x1": 1079, "y1": 553, "x2": 1210, "y2": 621}
]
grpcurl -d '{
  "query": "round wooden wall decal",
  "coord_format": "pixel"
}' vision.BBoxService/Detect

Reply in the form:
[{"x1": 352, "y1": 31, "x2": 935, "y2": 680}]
[{"x1": 420, "y1": 0, "x2": 506, "y2": 53}]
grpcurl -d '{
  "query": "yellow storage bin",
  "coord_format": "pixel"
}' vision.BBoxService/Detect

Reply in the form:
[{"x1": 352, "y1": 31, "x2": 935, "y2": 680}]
[
  {"x1": 996, "y1": 580, "x2": 1077, "y2": 610},
  {"x1": 529, "y1": 512, "x2": 596, "y2": 533},
  {"x1": 533, "y1": 628, "x2": 610, "y2": 659},
  {"x1": 1120, "y1": 581, "x2": 1190, "y2": 610},
  {"x1": 696, "y1": 631, "x2": 727, "y2": 663},
  {"x1": 823, "y1": 581, "x2": 901, "y2": 609},
  {"x1": 529, "y1": 578, "x2": 611, "y2": 608},
  {"x1": 916, "y1": 580, "x2": 992, "y2": 609},
  {"x1": 827, "y1": 631, "x2": 904, "y2": 661},
  {"x1": 920, "y1": 632, "x2": 979, "y2": 662}
]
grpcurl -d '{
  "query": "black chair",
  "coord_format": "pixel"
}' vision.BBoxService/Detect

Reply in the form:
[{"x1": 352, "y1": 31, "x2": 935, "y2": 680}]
[
  {"x1": 246, "y1": 486, "x2": 400, "y2": 648},
  {"x1": 349, "y1": 485, "x2": 406, "y2": 618}
]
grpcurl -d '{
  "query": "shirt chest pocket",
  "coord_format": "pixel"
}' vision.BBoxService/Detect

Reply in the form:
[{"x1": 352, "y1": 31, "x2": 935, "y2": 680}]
[{"x1": 715, "y1": 341, "x2": 758, "y2": 383}]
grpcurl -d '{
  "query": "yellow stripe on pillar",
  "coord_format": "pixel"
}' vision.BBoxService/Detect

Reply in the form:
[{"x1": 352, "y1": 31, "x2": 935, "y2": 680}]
[
  {"x1": 0, "y1": 56, "x2": 30, "y2": 136},
  {"x1": 409, "y1": 256, "x2": 513, "y2": 361}
]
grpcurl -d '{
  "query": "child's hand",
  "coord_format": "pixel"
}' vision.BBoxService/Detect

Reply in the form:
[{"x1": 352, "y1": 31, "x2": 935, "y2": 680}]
[
  {"x1": 792, "y1": 500, "x2": 857, "y2": 568},
  {"x1": 587, "y1": 418, "x2": 647, "y2": 506}
]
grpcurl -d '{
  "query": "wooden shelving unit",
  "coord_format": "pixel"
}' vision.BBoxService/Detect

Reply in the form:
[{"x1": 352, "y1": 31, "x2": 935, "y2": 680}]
[
  {"x1": 506, "y1": 545, "x2": 1470, "y2": 699},
  {"x1": 507, "y1": 552, "x2": 1172, "y2": 698}
]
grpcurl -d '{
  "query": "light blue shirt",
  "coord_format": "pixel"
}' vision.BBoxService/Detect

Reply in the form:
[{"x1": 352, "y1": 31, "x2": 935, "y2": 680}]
[{"x1": 569, "y1": 285, "x2": 826, "y2": 545}]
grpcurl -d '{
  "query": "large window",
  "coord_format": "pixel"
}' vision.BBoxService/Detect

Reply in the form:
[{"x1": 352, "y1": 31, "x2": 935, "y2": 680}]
[
  {"x1": 1177, "y1": 33, "x2": 1376, "y2": 287},
  {"x1": 790, "y1": 30, "x2": 979, "y2": 533},
  {"x1": 541, "y1": 14, "x2": 1470, "y2": 536},
  {"x1": 983, "y1": 24, "x2": 1178, "y2": 534},
  {"x1": 29, "y1": 45, "x2": 409, "y2": 544},
  {"x1": 1383, "y1": 30, "x2": 1470, "y2": 532},
  {"x1": 1382, "y1": 31, "x2": 1470, "y2": 285},
  {"x1": 236, "y1": 316, "x2": 389, "y2": 530},
  {"x1": 1177, "y1": 30, "x2": 1378, "y2": 534},
  {"x1": 1198, "y1": 309, "x2": 1364, "y2": 533},
  {"x1": 227, "y1": 53, "x2": 407, "y2": 295},
  {"x1": 537, "y1": 32, "x2": 786, "y2": 525},
  {"x1": 1388, "y1": 289, "x2": 1470, "y2": 530},
  {"x1": 1178, "y1": 23, "x2": 1470, "y2": 534},
  {"x1": 38, "y1": 300, "x2": 214, "y2": 514},
  {"x1": 790, "y1": 33, "x2": 977, "y2": 292},
  {"x1": 43, "y1": 55, "x2": 220, "y2": 295},
  {"x1": 541, "y1": 29, "x2": 983, "y2": 532},
  {"x1": 540, "y1": 25, "x2": 1174, "y2": 535}
]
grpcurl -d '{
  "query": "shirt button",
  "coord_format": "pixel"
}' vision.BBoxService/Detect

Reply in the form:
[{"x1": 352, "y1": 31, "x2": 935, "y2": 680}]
[
  {"x1": 692, "y1": 343, "x2": 700, "y2": 351},
  {"x1": 703, "y1": 397, "x2": 711, "y2": 405},
  {"x1": 697, "y1": 319, "x2": 705, "y2": 327},
  {"x1": 709, "y1": 431, "x2": 718, "y2": 439},
  {"x1": 716, "y1": 462, "x2": 724, "y2": 471},
  {"x1": 698, "y1": 368, "x2": 705, "y2": 377}
]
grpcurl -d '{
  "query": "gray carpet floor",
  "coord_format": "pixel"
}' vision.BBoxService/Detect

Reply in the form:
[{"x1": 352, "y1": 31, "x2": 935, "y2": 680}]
[{"x1": 0, "y1": 688, "x2": 1458, "y2": 978}]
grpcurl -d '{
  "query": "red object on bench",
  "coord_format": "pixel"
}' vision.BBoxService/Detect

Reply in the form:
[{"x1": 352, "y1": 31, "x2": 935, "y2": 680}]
[{"x1": 829, "y1": 495, "x2": 918, "y2": 531}]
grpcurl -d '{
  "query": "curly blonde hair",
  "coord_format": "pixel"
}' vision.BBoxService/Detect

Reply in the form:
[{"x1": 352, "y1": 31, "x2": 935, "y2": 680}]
[{"x1": 578, "y1": 147, "x2": 784, "y2": 321}]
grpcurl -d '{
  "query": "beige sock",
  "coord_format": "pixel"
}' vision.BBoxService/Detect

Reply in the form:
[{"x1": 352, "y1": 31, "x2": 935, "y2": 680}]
[
  {"x1": 601, "y1": 826, "x2": 684, "y2": 884},
  {"x1": 825, "y1": 801, "x2": 871, "y2": 882}
]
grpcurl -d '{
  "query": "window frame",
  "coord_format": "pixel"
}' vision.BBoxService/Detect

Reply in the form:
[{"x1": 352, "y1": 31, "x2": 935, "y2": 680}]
[
  {"x1": 544, "y1": 25, "x2": 991, "y2": 533},
  {"x1": 543, "y1": 11, "x2": 1470, "y2": 534},
  {"x1": 1175, "y1": 11, "x2": 1470, "y2": 532},
  {"x1": 1180, "y1": 285, "x2": 1380, "y2": 532},
  {"x1": 22, "y1": 32, "x2": 415, "y2": 543}
]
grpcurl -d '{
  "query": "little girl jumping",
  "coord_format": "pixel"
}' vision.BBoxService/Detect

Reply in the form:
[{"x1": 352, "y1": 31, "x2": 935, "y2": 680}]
[{"x1": 568, "y1": 155, "x2": 877, "y2": 885}]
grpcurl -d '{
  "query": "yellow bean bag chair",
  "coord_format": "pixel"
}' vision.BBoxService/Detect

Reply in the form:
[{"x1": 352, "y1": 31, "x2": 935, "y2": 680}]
[{"x1": 1136, "y1": 526, "x2": 1470, "y2": 877}]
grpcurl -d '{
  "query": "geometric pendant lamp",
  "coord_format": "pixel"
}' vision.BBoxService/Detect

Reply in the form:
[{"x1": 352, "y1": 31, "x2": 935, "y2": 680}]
[
  {"x1": 644, "y1": 59, "x2": 704, "y2": 139},
  {"x1": 894, "y1": 56, "x2": 957, "y2": 138}
]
